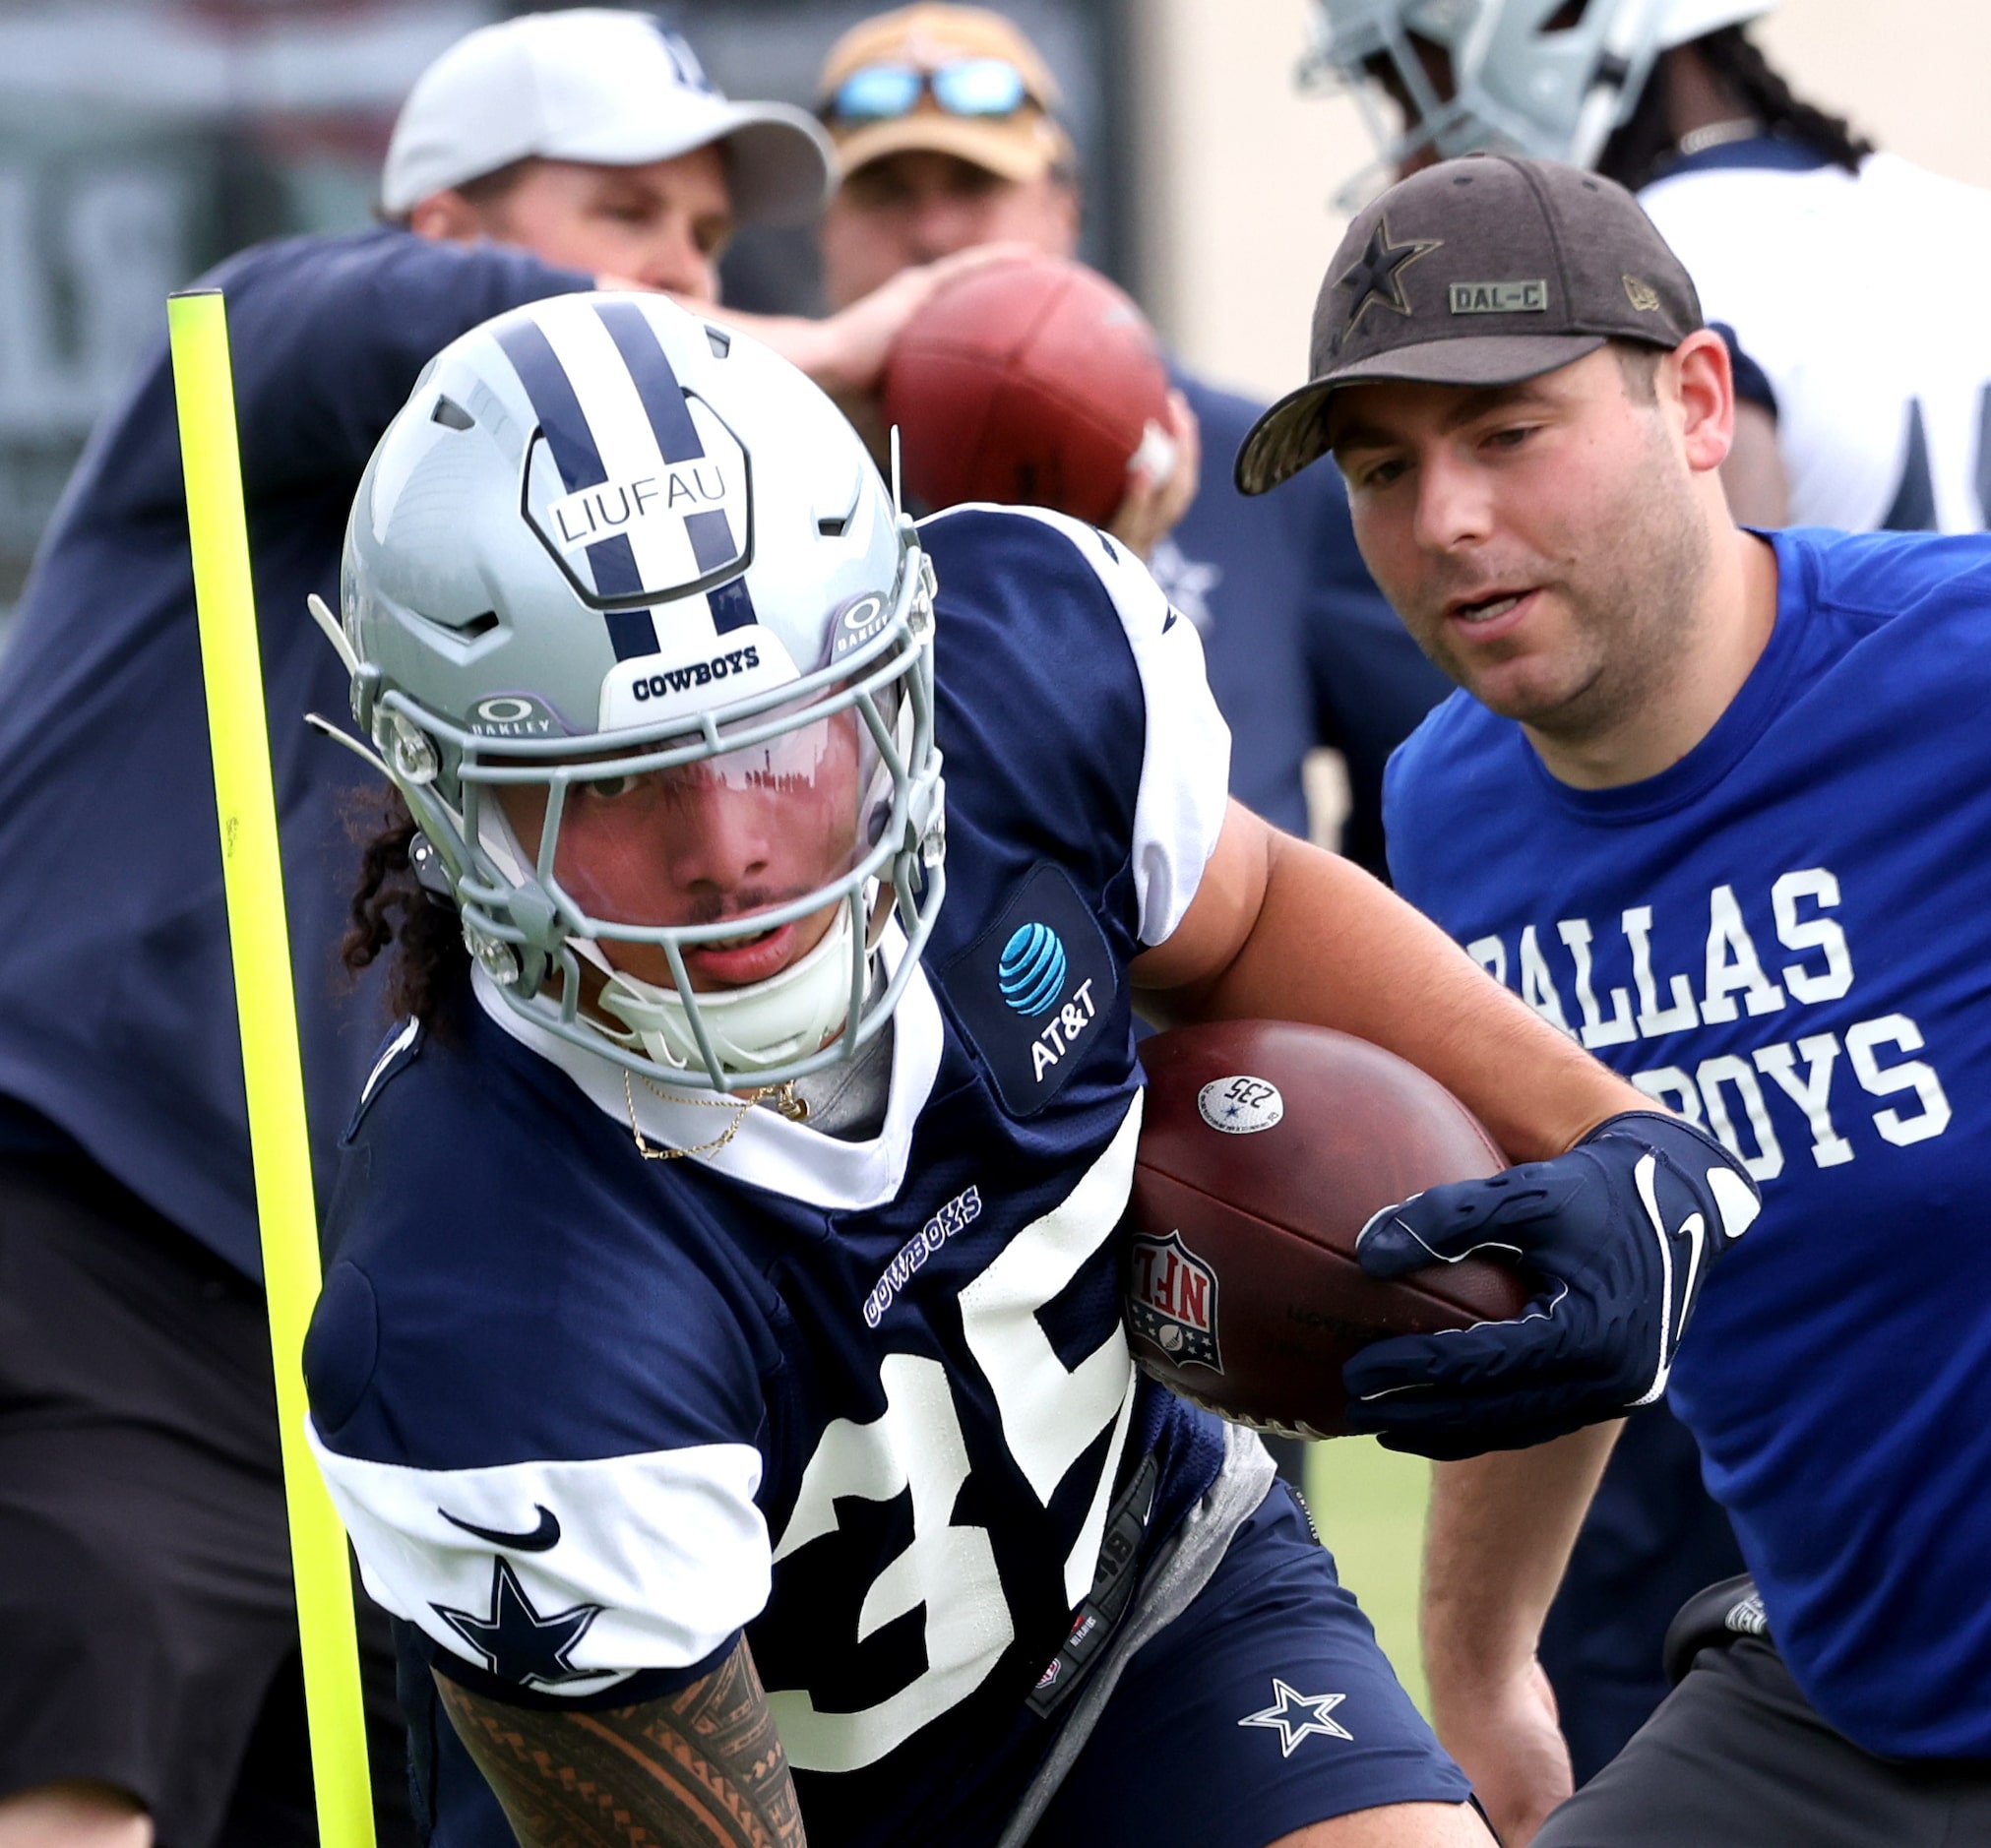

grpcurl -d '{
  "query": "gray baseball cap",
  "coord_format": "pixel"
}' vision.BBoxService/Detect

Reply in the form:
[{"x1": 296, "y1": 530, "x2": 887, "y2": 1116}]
[
  {"x1": 382, "y1": 10, "x2": 833, "y2": 227},
  {"x1": 1235, "y1": 154, "x2": 1703, "y2": 496}
]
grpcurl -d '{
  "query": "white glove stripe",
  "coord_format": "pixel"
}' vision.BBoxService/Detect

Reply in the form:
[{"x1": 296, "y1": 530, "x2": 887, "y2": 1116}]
[
  {"x1": 1628, "y1": 1152, "x2": 1675, "y2": 1408},
  {"x1": 1708, "y1": 1165, "x2": 1762, "y2": 1242}
]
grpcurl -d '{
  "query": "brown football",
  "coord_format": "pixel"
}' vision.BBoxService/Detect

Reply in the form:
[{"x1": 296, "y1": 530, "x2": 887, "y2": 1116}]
[
  {"x1": 1124, "y1": 1020, "x2": 1531, "y2": 1438},
  {"x1": 880, "y1": 255, "x2": 1173, "y2": 526}
]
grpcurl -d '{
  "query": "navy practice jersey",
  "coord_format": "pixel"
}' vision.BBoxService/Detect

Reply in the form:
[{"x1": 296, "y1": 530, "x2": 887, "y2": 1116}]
[
  {"x1": 0, "y1": 228, "x2": 590, "y2": 1275},
  {"x1": 1151, "y1": 371, "x2": 1451, "y2": 865},
  {"x1": 306, "y1": 508, "x2": 1240, "y2": 1846},
  {"x1": 1386, "y1": 527, "x2": 1991, "y2": 1758}
]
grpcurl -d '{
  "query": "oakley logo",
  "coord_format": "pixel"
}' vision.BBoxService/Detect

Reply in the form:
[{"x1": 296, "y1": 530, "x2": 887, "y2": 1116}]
[
  {"x1": 469, "y1": 694, "x2": 556, "y2": 738},
  {"x1": 439, "y1": 1504, "x2": 563, "y2": 1553}
]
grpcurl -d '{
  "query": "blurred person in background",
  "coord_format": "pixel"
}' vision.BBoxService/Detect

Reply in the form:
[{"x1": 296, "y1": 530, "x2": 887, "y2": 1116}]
[
  {"x1": 1302, "y1": 0, "x2": 1991, "y2": 1787},
  {"x1": 1307, "y1": 0, "x2": 1991, "y2": 529},
  {"x1": 818, "y1": 3, "x2": 1453, "y2": 868},
  {"x1": 0, "y1": 11, "x2": 994, "y2": 1846}
]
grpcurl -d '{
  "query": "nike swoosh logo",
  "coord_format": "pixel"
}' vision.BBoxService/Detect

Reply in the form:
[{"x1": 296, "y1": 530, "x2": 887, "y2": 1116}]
[
  {"x1": 439, "y1": 1505, "x2": 562, "y2": 1552},
  {"x1": 1162, "y1": 608, "x2": 1179, "y2": 632}
]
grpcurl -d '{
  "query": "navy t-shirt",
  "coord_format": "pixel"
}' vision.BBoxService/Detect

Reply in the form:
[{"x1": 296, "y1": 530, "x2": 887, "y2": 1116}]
[
  {"x1": 0, "y1": 227, "x2": 590, "y2": 1277},
  {"x1": 1387, "y1": 527, "x2": 1991, "y2": 1757},
  {"x1": 1155, "y1": 373, "x2": 1450, "y2": 865}
]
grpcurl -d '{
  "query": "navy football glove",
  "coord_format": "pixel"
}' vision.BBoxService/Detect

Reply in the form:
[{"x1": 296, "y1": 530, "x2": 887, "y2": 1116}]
[{"x1": 1340, "y1": 1111, "x2": 1761, "y2": 1459}]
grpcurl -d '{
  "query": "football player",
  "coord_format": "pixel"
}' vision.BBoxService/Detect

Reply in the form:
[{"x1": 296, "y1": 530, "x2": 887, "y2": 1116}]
[
  {"x1": 0, "y1": 12, "x2": 1007, "y2": 1846},
  {"x1": 306, "y1": 287, "x2": 1757, "y2": 1847},
  {"x1": 1237, "y1": 151, "x2": 1991, "y2": 1844},
  {"x1": 1300, "y1": 0, "x2": 1991, "y2": 1773}
]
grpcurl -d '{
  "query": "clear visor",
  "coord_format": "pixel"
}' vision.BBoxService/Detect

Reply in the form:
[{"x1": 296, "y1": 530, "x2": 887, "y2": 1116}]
[
  {"x1": 492, "y1": 698, "x2": 879, "y2": 937},
  {"x1": 458, "y1": 679, "x2": 903, "y2": 1009}
]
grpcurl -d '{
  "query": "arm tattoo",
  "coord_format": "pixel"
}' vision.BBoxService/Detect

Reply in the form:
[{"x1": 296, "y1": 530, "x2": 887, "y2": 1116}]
[{"x1": 436, "y1": 1638, "x2": 806, "y2": 1848}]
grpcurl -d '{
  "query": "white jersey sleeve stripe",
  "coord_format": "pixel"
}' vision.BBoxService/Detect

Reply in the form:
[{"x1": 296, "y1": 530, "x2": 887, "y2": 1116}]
[{"x1": 307, "y1": 1417, "x2": 769, "y2": 1695}]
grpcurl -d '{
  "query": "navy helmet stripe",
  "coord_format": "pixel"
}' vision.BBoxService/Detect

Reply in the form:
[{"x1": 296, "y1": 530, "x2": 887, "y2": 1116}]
[
  {"x1": 585, "y1": 534, "x2": 660, "y2": 658},
  {"x1": 686, "y1": 512, "x2": 755, "y2": 631},
  {"x1": 683, "y1": 510, "x2": 737, "y2": 576},
  {"x1": 593, "y1": 298, "x2": 705, "y2": 462},
  {"x1": 603, "y1": 606, "x2": 661, "y2": 659},
  {"x1": 708, "y1": 576, "x2": 758, "y2": 635},
  {"x1": 588, "y1": 531, "x2": 643, "y2": 597},
  {"x1": 497, "y1": 315, "x2": 661, "y2": 657},
  {"x1": 494, "y1": 320, "x2": 607, "y2": 491}
]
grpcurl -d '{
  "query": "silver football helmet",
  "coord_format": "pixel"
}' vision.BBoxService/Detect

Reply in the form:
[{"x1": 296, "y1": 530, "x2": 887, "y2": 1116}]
[
  {"x1": 1304, "y1": 0, "x2": 1773, "y2": 204},
  {"x1": 333, "y1": 290, "x2": 945, "y2": 1093}
]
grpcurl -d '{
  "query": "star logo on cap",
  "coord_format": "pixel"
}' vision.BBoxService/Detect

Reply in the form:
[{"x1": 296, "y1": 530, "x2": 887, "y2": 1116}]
[
  {"x1": 1238, "y1": 1679, "x2": 1354, "y2": 1756},
  {"x1": 1337, "y1": 216, "x2": 1443, "y2": 340}
]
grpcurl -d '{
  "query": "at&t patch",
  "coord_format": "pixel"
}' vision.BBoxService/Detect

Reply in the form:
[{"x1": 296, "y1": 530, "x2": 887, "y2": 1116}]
[{"x1": 938, "y1": 862, "x2": 1118, "y2": 1117}]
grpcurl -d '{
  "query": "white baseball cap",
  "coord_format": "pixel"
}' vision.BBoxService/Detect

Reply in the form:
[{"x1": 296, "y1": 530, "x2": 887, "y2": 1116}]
[{"x1": 382, "y1": 9, "x2": 833, "y2": 226}]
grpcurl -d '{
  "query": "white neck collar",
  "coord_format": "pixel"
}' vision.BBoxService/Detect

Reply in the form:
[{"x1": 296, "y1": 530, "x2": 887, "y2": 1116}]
[{"x1": 470, "y1": 925, "x2": 942, "y2": 1213}]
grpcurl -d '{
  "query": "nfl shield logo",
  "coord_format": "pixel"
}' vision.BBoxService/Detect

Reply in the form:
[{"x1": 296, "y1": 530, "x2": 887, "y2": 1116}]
[{"x1": 1128, "y1": 1231, "x2": 1221, "y2": 1371}]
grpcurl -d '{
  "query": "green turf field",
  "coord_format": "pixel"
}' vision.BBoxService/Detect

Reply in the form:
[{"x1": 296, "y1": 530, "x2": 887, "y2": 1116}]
[{"x1": 1303, "y1": 1438, "x2": 1433, "y2": 1712}]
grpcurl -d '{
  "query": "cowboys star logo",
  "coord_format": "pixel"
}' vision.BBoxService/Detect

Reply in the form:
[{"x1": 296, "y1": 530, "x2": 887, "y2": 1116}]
[
  {"x1": 1238, "y1": 1678, "x2": 1354, "y2": 1756},
  {"x1": 1337, "y1": 216, "x2": 1443, "y2": 339},
  {"x1": 432, "y1": 1557, "x2": 604, "y2": 1689}
]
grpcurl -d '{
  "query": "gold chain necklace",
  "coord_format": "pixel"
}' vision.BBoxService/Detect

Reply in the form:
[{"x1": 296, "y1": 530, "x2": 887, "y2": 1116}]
[{"x1": 621, "y1": 1069, "x2": 809, "y2": 1161}]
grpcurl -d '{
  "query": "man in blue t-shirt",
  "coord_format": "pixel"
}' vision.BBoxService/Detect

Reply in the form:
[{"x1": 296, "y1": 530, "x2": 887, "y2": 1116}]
[
  {"x1": 1236, "y1": 152, "x2": 1991, "y2": 1845},
  {"x1": 1300, "y1": 0, "x2": 1991, "y2": 1778},
  {"x1": 0, "y1": 12, "x2": 1009, "y2": 1844}
]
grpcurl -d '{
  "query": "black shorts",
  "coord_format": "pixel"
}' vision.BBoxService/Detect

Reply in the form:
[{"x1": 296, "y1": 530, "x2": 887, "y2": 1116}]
[
  {"x1": 0, "y1": 1155, "x2": 412, "y2": 1848},
  {"x1": 1534, "y1": 1586, "x2": 1991, "y2": 1848}
]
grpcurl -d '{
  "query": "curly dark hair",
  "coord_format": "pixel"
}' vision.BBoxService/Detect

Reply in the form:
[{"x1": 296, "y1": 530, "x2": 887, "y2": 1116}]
[
  {"x1": 1598, "y1": 26, "x2": 1874, "y2": 194},
  {"x1": 342, "y1": 786, "x2": 467, "y2": 1025}
]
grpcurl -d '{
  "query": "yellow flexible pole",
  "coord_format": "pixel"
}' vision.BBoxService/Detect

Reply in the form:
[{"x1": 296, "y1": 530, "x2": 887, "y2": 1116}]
[{"x1": 167, "y1": 288, "x2": 376, "y2": 1848}]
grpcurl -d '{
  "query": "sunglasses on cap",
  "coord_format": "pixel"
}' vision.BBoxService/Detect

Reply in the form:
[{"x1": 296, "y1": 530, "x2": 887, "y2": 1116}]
[{"x1": 823, "y1": 58, "x2": 1034, "y2": 126}]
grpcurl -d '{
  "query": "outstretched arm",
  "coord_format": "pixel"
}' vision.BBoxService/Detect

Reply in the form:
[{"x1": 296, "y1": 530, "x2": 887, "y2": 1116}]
[
  {"x1": 699, "y1": 244, "x2": 1030, "y2": 443},
  {"x1": 436, "y1": 1637, "x2": 804, "y2": 1848},
  {"x1": 1135, "y1": 806, "x2": 1758, "y2": 1456},
  {"x1": 1133, "y1": 802, "x2": 1645, "y2": 1158},
  {"x1": 1422, "y1": 1428, "x2": 1622, "y2": 1848}
]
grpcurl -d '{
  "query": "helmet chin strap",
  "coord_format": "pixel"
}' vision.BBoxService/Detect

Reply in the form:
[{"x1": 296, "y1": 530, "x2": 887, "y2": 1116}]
[{"x1": 593, "y1": 903, "x2": 859, "y2": 1080}]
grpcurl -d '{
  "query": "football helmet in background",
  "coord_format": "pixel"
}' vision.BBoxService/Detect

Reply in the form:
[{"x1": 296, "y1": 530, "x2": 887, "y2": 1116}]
[
  {"x1": 336, "y1": 290, "x2": 945, "y2": 1092},
  {"x1": 1304, "y1": 0, "x2": 1773, "y2": 202}
]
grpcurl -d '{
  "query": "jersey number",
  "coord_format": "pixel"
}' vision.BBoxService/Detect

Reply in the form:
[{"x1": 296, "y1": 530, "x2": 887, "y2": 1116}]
[{"x1": 765, "y1": 1104, "x2": 1143, "y2": 1772}]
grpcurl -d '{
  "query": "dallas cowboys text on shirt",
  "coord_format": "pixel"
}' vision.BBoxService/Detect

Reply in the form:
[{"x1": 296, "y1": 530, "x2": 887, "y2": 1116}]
[{"x1": 1467, "y1": 865, "x2": 1951, "y2": 1181}]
